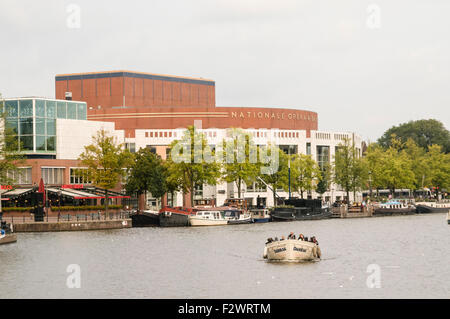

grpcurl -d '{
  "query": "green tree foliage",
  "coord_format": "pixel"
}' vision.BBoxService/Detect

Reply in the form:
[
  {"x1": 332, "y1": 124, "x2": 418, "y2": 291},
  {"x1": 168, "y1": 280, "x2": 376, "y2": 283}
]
[
  {"x1": 166, "y1": 126, "x2": 222, "y2": 207},
  {"x1": 0, "y1": 96, "x2": 25, "y2": 186},
  {"x1": 378, "y1": 137, "x2": 415, "y2": 195},
  {"x1": 259, "y1": 146, "x2": 288, "y2": 206},
  {"x1": 361, "y1": 143, "x2": 386, "y2": 196},
  {"x1": 125, "y1": 148, "x2": 168, "y2": 210},
  {"x1": 78, "y1": 129, "x2": 133, "y2": 213},
  {"x1": 333, "y1": 138, "x2": 365, "y2": 203},
  {"x1": 378, "y1": 119, "x2": 450, "y2": 153},
  {"x1": 290, "y1": 153, "x2": 321, "y2": 199},
  {"x1": 222, "y1": 128, "x2": 261, "y2": 198},
  {"x1": 424, "y1": 144, "x2": 450, "y2": 194},
  {"x1": 316, "y1": 162, "x2": 332, "y2": 197}
]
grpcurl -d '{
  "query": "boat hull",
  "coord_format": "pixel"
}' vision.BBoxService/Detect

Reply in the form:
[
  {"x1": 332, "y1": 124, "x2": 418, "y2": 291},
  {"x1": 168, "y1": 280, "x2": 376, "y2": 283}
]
[
  {"x1": 271, "y1": 208, "x2": 332, "y2": 221},
  {"x1": 130, "y1": 212, "x2": 160, "y2": 227},
  {"x1": 189, "y1": 217, "x2": 227, "y2": 226},
  {"x1": 415, "y1": 205, "x2": 450, "y2": 214},
  {"x1": 159, "y1": 212, "x2": 190, "y2": 227},
  {"x1": 373, "y1": 207, "x2": 416, "y2": 216},
  {"x1": 264, "y1": 239, "x2": 320, "y2": 262},
  {"x1": 253, "y1": 218, "x2": 271, "y2": 223},
  {"x1": 0, "y1": 234, "x2": 17, "y2": 245},
  {"x1": 227, "y1": 217, "x2": 253, "y2": 225}
]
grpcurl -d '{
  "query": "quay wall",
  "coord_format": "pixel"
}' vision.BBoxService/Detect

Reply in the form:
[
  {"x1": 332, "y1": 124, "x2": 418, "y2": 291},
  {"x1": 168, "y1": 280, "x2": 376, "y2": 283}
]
[{"x1": 13, "y1": 219, "x2": 132, "y2": 232}]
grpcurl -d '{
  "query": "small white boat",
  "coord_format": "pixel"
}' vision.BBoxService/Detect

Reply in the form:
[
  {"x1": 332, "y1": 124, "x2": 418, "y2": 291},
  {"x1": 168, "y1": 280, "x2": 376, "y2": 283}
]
[
  {"x1": 250, "y1": 208, "x2": 271, "y2": 223},
  {"x1": 263, "y1": 239, "x2": 321, "y2": 262},
  {"x1": 0, "y1": 222, "x2": 17, "y2": 245},
  {"x1": 188, "y1": 210, "x2": 228, "y2": 226},
  {"x1": 223, "y1": 210, "x2": 253, "y2": 224}
]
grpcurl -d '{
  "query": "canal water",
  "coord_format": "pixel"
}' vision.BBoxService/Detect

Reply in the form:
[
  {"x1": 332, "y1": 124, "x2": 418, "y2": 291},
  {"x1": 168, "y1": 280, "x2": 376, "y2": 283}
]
[{"x1": 1, "y1": 213, "x2": 449, "y2": 299}]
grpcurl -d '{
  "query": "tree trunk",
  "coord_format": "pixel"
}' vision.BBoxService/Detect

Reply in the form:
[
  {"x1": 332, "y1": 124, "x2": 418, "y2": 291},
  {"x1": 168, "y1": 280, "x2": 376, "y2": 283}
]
[{"x1": 237, "y1": 177, "x2": 242, "y2": 198}]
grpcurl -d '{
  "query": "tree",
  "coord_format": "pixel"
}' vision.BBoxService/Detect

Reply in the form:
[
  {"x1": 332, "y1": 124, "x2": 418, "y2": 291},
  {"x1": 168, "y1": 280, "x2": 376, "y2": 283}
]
[
  {"x1": 316, "y1": 162, "x2": 332, "y2": 198},
  {"x1": 0, "y1": 96, "x2": 25, "y2": 186},
  {"x1": 378, "y1": 119, "x2": 450, "y2": 153},
  {"x1": 259, "y1": 146, "x2": 288, "y2": 206},
  {"x1": 222, "y1": 128, "x2": 261, "y2": 198},
  {"x1": 125, "y1": 148, "x2": 168, "y2": 211},
  {"x1": 362, "y1": 143, "x2": 387, "y2": 197},
  {"x1": 402, "y1": 138, "x2": 428, "y2": 191},
  {"x1": 290, "y1": 153, "x2": 321, "y2": 199},
  {"x1": 333, "y1": 138, "x2": 364, "y2": 203},
  {"x1": 78, "y1": 129, "x2": 133, "y2": 214},
  {"x1": 378, "y1": 137, "x2": 415, "y2": 196},
  {"x1": 166, "y1": 126, "x2": 222, "y2": 207},
  {"x1": 423, "y1": 144, "x2": 450, "y2": 196}
]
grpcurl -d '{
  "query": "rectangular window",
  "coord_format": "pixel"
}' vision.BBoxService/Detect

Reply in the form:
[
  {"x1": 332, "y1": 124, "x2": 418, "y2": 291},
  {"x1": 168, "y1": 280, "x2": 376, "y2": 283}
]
[
  {"x1": 20, "y1": 136, "x2": 33, "y2": 151},
  {"x1": 57, "y1": 101, "x2": 67, "y2": 118},
  {"x1": 46, "y1": 136, "x2": 56, "y2": 151},
  {"x1": 5, "y1": 119, "x2": 18, "y2": 135},
  {"x1": 67, "y1": 102, "x2": 77, "y2": 119},
  {"x1": 125, "y1": 143, "x2": 136, "y2": 153},
  {"x1": 7, "y1": 167, "x2": 32, "y2": 185},
  {"x1": 70, "y1": 168, "x2": 92, "y2": 184},
  {"x1": 77, "y1": 103, "x2": 87, "y2": 120},
  {"x1": 36, "y1": 135, "x2": 46, "y2": 151},
  {"x1": 35, "y1": 100, "x2": 46, "y2": 117},
  {"x1": 19, "y1": 117, "x2": 33, "y2": 135},
  {"x1": 19, "y1": 100, "x2": 33, "y2": 117},
  {"x1": 306, "y1": 143, "x2": 311, "y2": 155},
  {"x1": 46, "y1": 101, "x2": 56, "y2": 118},
  {"x1": 41, "y1": 167, "x2": 65, "y2": 185},
  {"x1": 46, "y1": 119, "x2": 56, "y2": 135},
  {"x1": 316, "y1": 145, "x2": 330, "y2": 170},
  {"x1": 5, "y1": 100, "x2": 18, "y2": 118},
  {"x1": 35, "y1": 117, "x2": 45, "y2": 135}
]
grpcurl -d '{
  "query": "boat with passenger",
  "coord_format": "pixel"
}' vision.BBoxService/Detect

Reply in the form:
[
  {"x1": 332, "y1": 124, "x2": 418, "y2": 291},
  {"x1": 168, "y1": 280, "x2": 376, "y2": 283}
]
[
  {"x1": 372, "y1": 199, "x2": 416, "y2": 216},
  {"x1": 250, "y1": 208, "x2": 271, "y2": 223},
  {"x1": 271, "y1": 198, "x2": 331, "y2": 221},
  {"x1": 263, "y1": 234, "x2": 321, "y2": 262},
  {"x1": 415, "y1": 201, "x2": 450, "y2": 214},
  {"x1": 0, "y1": 221, "x2": 17, "y2": 245}
]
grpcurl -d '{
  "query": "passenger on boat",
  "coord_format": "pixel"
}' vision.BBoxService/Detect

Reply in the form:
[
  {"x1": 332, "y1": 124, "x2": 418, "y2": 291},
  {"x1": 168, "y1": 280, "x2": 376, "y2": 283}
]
[
  {"x1": 304, "y1": 236, "x2": 309, "y2": 241},
  {"x1": 280, "y1": 236, "x2": 285, "y2": 241},
  {"x1": 274, "y1": 237, "x2": 279, "y2": 241},
  {"x1": 266, "y1": 238, "x2": 273, "y2": 244},
  {"x1": 298, "y1": 234, "x2": 305, "y2": 241},
  {"x1": 287, "y1": 232, "x2": 296, "y2": 239}
]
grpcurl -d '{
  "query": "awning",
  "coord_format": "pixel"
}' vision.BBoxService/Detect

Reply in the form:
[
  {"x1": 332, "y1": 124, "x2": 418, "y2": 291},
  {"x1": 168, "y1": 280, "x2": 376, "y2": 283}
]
[
  {"x1": 2, "y1": 188, "x2": 33, "y2": 197},
  {"x1": 46, "y1": 188, "x2": 130, "y2": 199}
]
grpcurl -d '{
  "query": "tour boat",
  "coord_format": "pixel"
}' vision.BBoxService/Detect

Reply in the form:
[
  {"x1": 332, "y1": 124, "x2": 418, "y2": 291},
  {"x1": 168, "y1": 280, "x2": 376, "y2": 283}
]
[
  {"x1": 271, "y1": 199, "x2": 332, "y2": 221},
  {"x1": 188, "y1": 210, "x2": 228, "y2": 226},
  {"x1": 372, "y1": 200, "x2": 416, "y2": 216},
  {"x1": 263, "y1": 239, "x2": 321, "y2": 262},
  {"x1": 250, "y1": 208, "x2": 271, "y2": 223},
  {"x1": 0, "y1": 222, "x2": 17, "y2": 245},
  {"x1": 130, "y1": 210, "x2": 160, "y2": 227},
  {"x1": 159, "y1": 207, "x2": 196, "y2": 227},
  {"x1": 223, "y1": 209, "x2": 253, "y2": 224},
  {"x1": 415, "y1": 202, "x2": 450, "y2": 214}
]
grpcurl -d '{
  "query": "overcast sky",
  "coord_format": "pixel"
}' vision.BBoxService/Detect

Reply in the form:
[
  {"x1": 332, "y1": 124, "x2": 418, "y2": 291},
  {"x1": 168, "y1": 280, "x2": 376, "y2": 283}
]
[{"x1": 0, "y1": 0, "x2": 449, "y2": 142}]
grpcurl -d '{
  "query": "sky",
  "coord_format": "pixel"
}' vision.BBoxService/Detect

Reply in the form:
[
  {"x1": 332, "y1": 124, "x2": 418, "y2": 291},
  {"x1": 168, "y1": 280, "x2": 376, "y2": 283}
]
[{"x1": 0, "y1": 0, "x2": 449, "y2": 142}]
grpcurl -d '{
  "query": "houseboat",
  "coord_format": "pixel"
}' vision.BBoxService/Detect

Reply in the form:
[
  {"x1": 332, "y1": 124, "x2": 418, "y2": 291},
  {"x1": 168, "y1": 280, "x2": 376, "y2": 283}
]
[
  {"x1": 263, "y1": 238, "x2": 321, "y2": 262},
  {"x1": 130, "y1": 210, "x2": 160, "y2": 227},
  {"x1": 159, "y1": 207, "x2": 196, "y2": 227},
  {"x1": 372, "y1": 200, "x2": 416, "y2": 216},
  {"x1": 188, "y1": 210, "x2": 228, "y2": 226},
  {"x1": 250, "y1": 208, "x2": 271, "y2": 223},
  {"x1": 415, "y1": 201, "x2": 450, "y2": 214},
  {"x1": 271, "y1": 199, "x2": 332, "y2": 221}
]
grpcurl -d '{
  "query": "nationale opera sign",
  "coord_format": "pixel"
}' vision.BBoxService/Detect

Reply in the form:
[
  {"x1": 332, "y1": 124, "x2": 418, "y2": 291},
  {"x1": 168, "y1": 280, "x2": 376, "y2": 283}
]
[{"x1": 230, "y1": 111, "x2": 316, "y2": 121}]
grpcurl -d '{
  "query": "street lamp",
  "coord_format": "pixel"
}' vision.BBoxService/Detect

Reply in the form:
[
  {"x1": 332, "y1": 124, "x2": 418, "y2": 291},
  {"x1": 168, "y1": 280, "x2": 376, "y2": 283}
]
[{"x1": 58, "y1": 190, "x2": 62, "y2": 221}]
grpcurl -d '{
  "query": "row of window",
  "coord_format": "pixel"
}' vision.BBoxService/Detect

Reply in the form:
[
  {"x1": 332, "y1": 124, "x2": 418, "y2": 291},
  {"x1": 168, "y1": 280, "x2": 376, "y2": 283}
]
[
  {"x1": 3, "y1": 99, "x2": 87, "y2": 120},
  {"x1": 144, "y1": 131, "x2": 178, "y2": 138},
  {"x1": 5, "y1": 167, "x2": 91, "y2": 185}
]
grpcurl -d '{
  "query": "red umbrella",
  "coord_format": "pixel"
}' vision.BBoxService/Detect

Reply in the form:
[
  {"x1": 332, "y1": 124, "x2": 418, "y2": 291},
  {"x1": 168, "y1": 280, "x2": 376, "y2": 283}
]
[{"x1": 38, "y1": 178, "x2": 45, "y2": 203}]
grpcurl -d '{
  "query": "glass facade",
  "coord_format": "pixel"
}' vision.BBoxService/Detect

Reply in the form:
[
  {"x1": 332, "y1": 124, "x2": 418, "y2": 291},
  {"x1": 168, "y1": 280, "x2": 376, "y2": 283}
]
[
  {"x1": 1, "y1": 98, "x2": 87, "y2": 154},
  {"x1": 316, "y1": 145, "x2": 330, "y2": 170}
]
